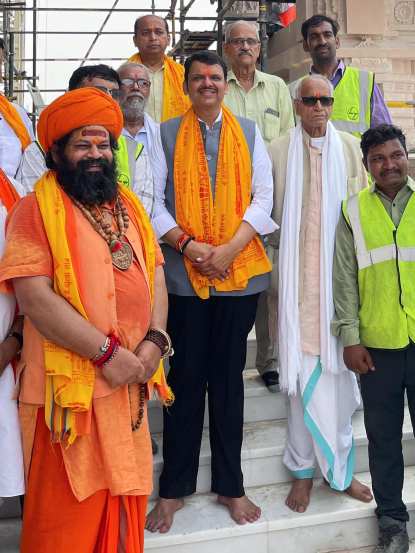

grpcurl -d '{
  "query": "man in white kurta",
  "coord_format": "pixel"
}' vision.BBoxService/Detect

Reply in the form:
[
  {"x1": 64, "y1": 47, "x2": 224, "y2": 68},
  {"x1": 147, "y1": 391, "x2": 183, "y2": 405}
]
[
  {"x1": 268, "y1": 74, "x2": 372, "y2": 512},
  {"x1": 0, "y1": 178, "x2": 24, "y2": 503}
]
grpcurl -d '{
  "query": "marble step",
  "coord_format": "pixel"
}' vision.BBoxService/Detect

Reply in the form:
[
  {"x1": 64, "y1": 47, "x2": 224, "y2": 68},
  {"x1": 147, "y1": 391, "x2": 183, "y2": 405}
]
[
  {"x1": 150, "y1": 405, "x2": 415, "y2": 498},
  {"x1": 0, "y1": 517, "x2": 20, "y2": 553},
  {"x1": 144, "y1": 466, "x2": 415, "y2": 553},
  {"x1": 148, "y1": 368, "x2": 288, "y2": 434}
]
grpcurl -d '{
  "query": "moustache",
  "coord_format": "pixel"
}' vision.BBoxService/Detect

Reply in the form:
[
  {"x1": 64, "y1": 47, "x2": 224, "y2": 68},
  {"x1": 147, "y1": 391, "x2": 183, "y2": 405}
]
[{"x1": 380, "y1": 169, "x2": 401, "y2": 177}]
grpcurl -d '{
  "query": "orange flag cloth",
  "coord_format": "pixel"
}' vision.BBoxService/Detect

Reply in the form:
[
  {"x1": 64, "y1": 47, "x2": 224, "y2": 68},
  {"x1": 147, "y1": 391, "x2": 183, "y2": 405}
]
[
  {"x1": 128, "y1": 53, "x2": 190, "y2": 121},
  {"x1": 0, "y1": 168, "x2": 19, "y2": 211},
  {"x1": 37, "y1": 87, "x2": 124, "y2": 151},
  {"x1": 0, "y1": 95, "x2": 31, "y2": 151},
  {"x1": 174, "y1": 106, "x2": 272, "y2": 299}
]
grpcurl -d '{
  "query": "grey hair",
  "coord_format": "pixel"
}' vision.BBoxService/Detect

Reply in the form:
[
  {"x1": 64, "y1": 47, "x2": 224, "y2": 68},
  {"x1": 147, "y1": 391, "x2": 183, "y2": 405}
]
[
  {"x1": 224, "y1": 20, "x2": 260, "y2": 43},
  {"x1": 117, "y1": 62, "x2": 150, "y2": 80},
  {"x1": 293, "y1": 74, "x2": 334, "y2": 100}
]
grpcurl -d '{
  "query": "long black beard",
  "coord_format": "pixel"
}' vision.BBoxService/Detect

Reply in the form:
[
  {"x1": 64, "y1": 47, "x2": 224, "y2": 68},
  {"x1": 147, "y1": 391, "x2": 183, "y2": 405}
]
[{"x1": 56, "y1": 157, "x2": 118, "y2": 206}]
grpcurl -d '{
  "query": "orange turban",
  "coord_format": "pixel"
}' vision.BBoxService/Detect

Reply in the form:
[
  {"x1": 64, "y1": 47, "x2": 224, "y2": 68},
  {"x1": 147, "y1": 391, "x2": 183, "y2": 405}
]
[{"x1": 37, "y1": 87, "x2": 123, "y2": 152}]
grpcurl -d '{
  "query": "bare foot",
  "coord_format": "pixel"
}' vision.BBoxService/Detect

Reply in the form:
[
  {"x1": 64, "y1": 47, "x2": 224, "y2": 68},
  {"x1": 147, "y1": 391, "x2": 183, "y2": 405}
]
[
  {"x1": 345, "y1": 477, "x2": 373, "y2": 503},
  {"x1": 217, "y1": 495, "x2": 261, "y2": 525},
  {"x1": 145, "y1": 498, "x2": 184, "y2": 533},
  {"x1": 285, "y1": 478, "x2": 313, "y2": 513}
]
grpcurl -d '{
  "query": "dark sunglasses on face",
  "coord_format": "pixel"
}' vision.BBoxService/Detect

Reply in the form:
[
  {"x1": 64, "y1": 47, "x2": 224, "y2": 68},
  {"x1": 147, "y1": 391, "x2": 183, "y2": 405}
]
[
  {"x1": 301, "y1": 96, "x2": 334, "y2": 107},
  {"x1": 93, "y1": 85, "x2": 120, "y2": 100}
]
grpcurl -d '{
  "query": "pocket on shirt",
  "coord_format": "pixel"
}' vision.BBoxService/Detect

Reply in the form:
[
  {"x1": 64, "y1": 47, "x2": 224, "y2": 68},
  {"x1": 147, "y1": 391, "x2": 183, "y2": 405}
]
[{"x1": 264, "y1": 110, "x2": 281, "y2": 142}]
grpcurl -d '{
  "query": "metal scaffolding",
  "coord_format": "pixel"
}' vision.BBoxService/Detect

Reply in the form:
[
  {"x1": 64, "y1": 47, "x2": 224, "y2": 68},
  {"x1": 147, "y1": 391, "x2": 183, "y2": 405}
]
[{"x1": 0, "y1": 1, "x2": 295, "y2": 122}]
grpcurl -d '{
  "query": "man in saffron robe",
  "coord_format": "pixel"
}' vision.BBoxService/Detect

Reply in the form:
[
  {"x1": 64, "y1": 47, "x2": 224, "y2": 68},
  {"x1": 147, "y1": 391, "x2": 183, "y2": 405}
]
[
  {"x1": 128, "y1": 14, "x2": 190, "y2": 122},
  {"x1": 146, "y1": 50, "x2": 276, "y2": 533},
  {"x1": 0, "y1": 87, "x2": 172, "y2": 553}
]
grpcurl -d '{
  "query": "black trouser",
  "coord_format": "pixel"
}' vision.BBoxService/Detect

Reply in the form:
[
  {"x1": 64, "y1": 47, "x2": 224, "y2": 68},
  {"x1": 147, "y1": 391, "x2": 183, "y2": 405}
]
[
  {"x1": 360, "y1": 342, "x2": 415, "y2": 522},
  {"x1": 159, "y1": 293, "x2": 259, "y2": 499}
]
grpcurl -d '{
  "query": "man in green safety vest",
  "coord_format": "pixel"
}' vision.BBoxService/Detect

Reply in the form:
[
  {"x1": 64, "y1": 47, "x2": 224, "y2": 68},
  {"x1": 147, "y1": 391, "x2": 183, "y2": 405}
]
[
  {"x1": 333, "y1": 124, "x2": 414, "y2": 553},
  {"x1": 291, "y1": 14, "x2": 392, "y2": 139},
  {"x1": 116, "y1": 62, "x2": 159, "y2": 219}
]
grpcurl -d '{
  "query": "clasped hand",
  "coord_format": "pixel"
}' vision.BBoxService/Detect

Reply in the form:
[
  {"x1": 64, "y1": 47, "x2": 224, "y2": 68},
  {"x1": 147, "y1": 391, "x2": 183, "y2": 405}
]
[
  {"x1": 102, "y1": 342, "x2": 161, "y2": 388},
  {"x1": 185, "y1": 240, "x2": 236, "y2": 281}
]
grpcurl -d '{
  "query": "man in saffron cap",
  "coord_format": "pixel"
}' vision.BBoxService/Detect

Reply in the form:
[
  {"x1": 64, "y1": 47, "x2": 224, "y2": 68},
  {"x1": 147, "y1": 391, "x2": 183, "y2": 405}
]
[
  {"x1": 0, "y1": 87, "x2": 173, "y2": 553},
  {"x1": 128, "y1": 15, "x2": 190, "y2": 122}
]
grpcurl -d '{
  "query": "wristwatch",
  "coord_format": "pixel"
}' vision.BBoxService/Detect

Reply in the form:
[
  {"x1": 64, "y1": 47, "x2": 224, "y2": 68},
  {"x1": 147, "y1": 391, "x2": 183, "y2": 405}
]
[{"x1": 144, "y1": 328, "x2": 174, "y2": 359}]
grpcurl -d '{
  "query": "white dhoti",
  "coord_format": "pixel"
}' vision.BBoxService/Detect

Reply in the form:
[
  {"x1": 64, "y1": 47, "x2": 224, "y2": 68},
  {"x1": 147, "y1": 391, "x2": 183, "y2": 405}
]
[
  {"x1": 278, "y1": 123, "x2": 361, "y2": 491},
  {"x1": 0, "y1": 204, "x2": 24, "y2": 498},
  {"x1": 283, "y1": 354, "x2": 360, "y2": 490}
]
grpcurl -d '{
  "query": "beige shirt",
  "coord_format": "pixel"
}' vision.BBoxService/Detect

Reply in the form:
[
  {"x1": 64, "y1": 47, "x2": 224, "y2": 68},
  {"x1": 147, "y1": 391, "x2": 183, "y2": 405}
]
[
  {"x1": 300, "y1": 139, "x2": 325, "y2": 355},
  {"x1": 225, "y1": 69, "x2": 294, "y2": 145},
  {"x1": 146, "y1": 66, "x2": 164, "y2": 123},
  {"x1": 267, "y1": 127, "x2": 368, "y2": 344}
]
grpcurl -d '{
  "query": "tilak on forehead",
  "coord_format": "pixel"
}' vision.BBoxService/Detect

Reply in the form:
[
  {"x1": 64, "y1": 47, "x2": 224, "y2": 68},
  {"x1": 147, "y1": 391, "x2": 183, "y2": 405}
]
[{"x1": 81, "y1": 129, "x2": 107, "y2": 138}]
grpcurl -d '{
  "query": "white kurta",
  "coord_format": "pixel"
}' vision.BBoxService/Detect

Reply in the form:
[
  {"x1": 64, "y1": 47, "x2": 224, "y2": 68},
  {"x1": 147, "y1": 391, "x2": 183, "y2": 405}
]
[{"x1": 0, "y1": 204, "x2": 24, "y2": 497}]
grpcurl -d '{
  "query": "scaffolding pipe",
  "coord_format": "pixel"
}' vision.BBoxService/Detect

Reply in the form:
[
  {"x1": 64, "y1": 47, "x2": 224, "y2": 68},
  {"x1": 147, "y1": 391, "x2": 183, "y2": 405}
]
[
  {"x1": 8, "y1": 32, "x2": 14, "y2": 99},
  {"x1": 217, "y1": 0, "x2": 223, "y2": 56},
  {"x1": 258, "y1": 0, "x2": 268, "y2": 71},
  {"x1": 179, "y1": 0, "x2": 185, "y2": 64},
  {"x1": 80, "y1": 0, "x2": 120, "y2": 66},
  {"x1": 32, "y1": 0, "x2": 37, "y2": 125}
]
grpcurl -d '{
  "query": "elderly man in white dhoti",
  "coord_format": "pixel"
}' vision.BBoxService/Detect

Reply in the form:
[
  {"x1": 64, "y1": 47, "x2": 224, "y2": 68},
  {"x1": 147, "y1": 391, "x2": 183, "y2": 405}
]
[
  {"x1": 268, "y1": 74, "x2": 373, "y2": 512},
  {"x1": 0, "y1": 172, "x2": 24, "y2": 507}
]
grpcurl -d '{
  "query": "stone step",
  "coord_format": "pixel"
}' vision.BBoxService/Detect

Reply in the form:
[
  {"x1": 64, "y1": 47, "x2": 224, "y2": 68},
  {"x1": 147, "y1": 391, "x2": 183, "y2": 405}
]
[
  {"x1": 150, "y1": 405, "x2": 415, "y2": 498},
  {"x1": 144, "y1": 466, "x2": 415, "y2": 553},
  {"x1": 0, "y1": 517, "x2": 20, "y2": 553},
  {"x1": 148, "y1": 368, "x2": 287, "y2": 434}
]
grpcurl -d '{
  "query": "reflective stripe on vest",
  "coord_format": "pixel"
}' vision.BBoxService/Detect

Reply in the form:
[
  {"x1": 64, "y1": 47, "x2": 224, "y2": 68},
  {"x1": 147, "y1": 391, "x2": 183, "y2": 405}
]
[
  {"x1": 115, "y1": 135, "x2": 144, "y2": 188},
  {"x1": 346, "y1": 194, "x2": 415, "y2": 269},
  {"x1": 331, "y1": 67, "x2": 374, "y2": 137},
  {"x1": 343, "y1": 187, "x2": 415, "y2": 348}
]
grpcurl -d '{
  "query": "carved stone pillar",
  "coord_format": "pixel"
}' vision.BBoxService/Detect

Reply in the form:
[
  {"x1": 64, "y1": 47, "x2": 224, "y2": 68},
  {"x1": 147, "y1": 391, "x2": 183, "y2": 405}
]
[{"x1": 267, "y1": 0, "x2": 415, "y2": 148}]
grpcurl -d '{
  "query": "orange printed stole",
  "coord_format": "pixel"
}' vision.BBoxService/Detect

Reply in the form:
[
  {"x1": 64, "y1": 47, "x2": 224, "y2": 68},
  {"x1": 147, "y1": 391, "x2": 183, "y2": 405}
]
[
  {"x1": 0, "y1": 95, "x2": 31, "y2": 151},
  {"x1": 174, "y1": 106, "x2": 272, "y2": 299},
  {"x1": 0, "y1": 169, "x2": 20, "y2": 211},
  {"x1": 128, "y1": 53, "x2": 190, "y2": 121},
  {"x1": 35, "y1": 172, "x2": 172, "y2": 445}
]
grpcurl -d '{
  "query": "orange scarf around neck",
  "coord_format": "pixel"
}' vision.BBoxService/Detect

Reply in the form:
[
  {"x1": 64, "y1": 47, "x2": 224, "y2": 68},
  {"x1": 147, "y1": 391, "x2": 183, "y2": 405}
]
[
  {"x1": 0, "y1": 95, "x2": 31, "y2": 150},
  {"x1": 128, "y1": 53, "x2": 190, "y2": 121},
  {"x1": 0, "y1": 168, "x2": 19, "y2": 210},
  {"x1": 174, "y1": 106, "x2": 271, "y2": 299}
]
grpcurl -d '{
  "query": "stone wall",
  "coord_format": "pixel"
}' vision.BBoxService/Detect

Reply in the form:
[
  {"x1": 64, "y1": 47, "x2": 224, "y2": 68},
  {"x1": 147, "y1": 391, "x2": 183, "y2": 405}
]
[{"x1": 267, "y1": 0, "x2": 415, "y2": 149}]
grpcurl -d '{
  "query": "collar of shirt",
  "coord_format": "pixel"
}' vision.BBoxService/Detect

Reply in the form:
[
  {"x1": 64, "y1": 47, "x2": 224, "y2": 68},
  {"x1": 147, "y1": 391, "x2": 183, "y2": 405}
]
[
  {"x1": 122, "y1": 125, "x2": 147, "y2": 142},
  {"x1": 197, "y1": 109, "x2": 222, "y2": 131},
  {"x1": 310, "y1": 59, "x2": 345, "y2": 81},
  {"x1": 371, "y1": 176, "x2": 415, "y2": 196},
  {"x1": 227, "y1": 68, "x2": 264, "y2": 89}
]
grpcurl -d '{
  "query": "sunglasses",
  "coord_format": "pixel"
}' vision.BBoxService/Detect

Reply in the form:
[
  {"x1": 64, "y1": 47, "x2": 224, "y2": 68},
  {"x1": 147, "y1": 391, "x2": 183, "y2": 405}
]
[{"x1": 301, "y1": 96, "x2": 334, "y2": 107}]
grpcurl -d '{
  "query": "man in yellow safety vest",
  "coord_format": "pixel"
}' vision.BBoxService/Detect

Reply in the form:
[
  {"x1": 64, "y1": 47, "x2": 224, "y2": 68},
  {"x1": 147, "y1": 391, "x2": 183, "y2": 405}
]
[{"x1": 333, "y1": 124, "x2": 413, "y2": 553}]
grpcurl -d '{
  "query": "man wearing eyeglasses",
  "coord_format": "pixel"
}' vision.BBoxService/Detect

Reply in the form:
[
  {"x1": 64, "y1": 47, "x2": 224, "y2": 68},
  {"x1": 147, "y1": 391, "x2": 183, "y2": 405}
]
[
  {"x1": 268, "y1": 74, "x2": 372, "y2": 513},
  {"x1": 128, "y1": 15, "x2": 190, "y2": 123},
  {"x1": 116, "y1": 62, "x2": 159, "y2": 219},
  {"x1": 223, "y1": 20, "x2": 294, "y2": 394}
]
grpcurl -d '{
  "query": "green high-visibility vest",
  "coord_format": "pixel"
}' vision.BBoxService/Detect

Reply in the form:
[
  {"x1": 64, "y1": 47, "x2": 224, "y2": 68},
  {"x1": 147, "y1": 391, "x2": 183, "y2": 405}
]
[
  {"x1": 115, "y1": 135, "x2": 144, "y2": 188},
  {"x1": 331, "y1": 67, "x2": 374, "y2": 139},
  {"x1": 342, "y1": 187, "x2": 415, "y2": 349}
]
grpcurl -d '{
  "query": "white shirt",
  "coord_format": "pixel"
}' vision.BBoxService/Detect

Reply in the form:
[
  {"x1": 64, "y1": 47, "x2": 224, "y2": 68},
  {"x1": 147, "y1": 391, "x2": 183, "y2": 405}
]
[
  {"x1": 152, "y1": 111, "x2": 278, "y2": 239},
  {"x1": 16, "y1": 141, "x2": 46, "y2": 193},
  {"x1": 121, "y1": 113, "x2": 160, "y2": 219},
  {"x1": 0, "y1": 103, "x2": 35, "y2": 180}
]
